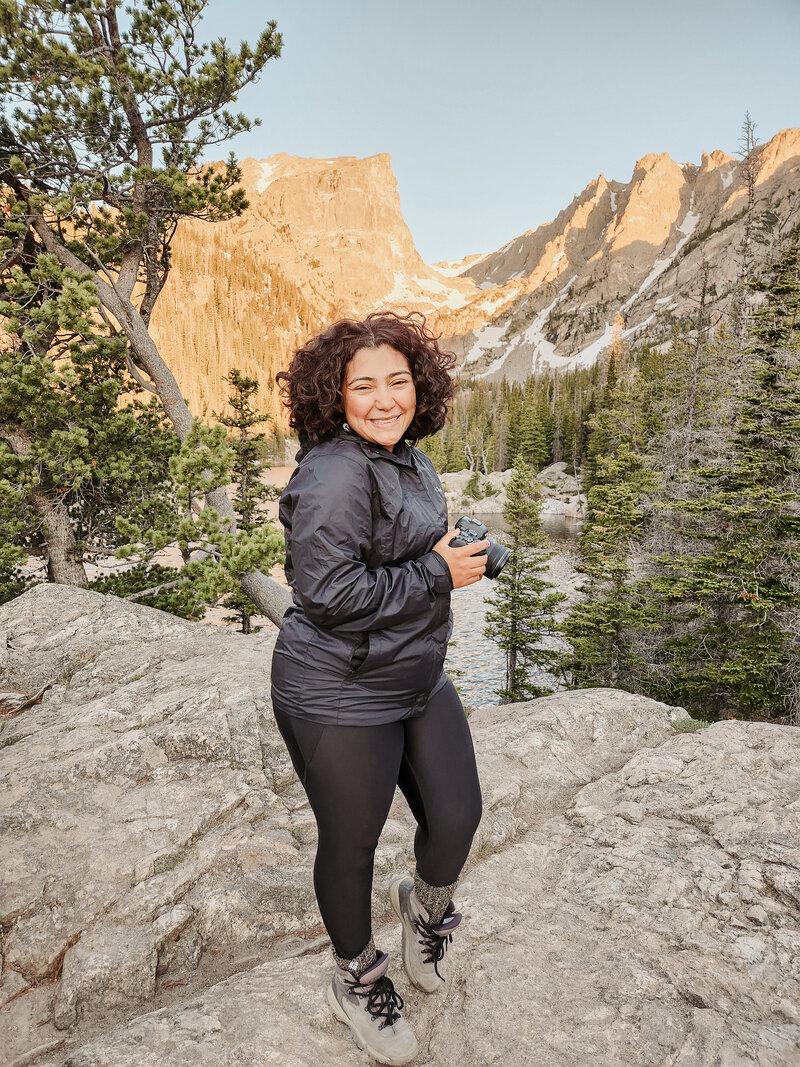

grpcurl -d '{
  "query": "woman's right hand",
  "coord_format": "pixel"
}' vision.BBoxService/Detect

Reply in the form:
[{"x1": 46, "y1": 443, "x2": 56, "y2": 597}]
[{"x1": 432, "y1": 528, "x2": 489, "y2": 589}]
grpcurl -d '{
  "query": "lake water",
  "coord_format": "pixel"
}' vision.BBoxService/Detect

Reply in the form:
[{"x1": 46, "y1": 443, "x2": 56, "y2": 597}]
[{"x1": 446, "y1": 512, "x2": 580, "y2": 709}]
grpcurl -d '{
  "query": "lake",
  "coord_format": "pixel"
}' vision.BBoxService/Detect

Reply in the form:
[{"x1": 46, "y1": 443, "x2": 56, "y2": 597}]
[{"x1": 446, "y1": 511, "x2": 580, "y2": 709}]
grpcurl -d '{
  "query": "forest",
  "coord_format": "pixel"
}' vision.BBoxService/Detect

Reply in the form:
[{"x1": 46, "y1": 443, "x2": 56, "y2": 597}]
[{"x1": 419, "y1": 244, "x2": 800, "y2": 725}]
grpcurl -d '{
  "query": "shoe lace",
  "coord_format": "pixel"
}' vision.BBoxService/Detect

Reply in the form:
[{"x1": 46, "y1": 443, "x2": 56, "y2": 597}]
[
  {"x1": 412, "y1": 913, "x2": 452, "y2": 981},
  {"x1": 348, "y1": 974, "x2": 405, "y2": 1030}
]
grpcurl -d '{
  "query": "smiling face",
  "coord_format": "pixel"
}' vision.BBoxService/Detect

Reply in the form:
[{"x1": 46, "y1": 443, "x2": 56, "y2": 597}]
[{"x1": 342, "y1": 344, "x2": 417, "y2": 451}]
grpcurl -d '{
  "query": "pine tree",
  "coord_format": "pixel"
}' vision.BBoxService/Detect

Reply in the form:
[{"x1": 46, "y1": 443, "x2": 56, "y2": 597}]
[
  {"x1": 0, "y1": 253, "x2": 179, "y2": 602},
  {"x1": 560, "y1": 441, "x2": 659, "y2": 691},
  {"x1": 484, "y1": 455, "x2": 565, "y2": 702},
  {"x1": 216, "y1": 370, "x2": 277, "y2": 633},
  {"x1": 0, "y1": 0, "x2": 288, "y2": 625},
  {"x1": 646, "y1": 232, "x2": 800, "y2": 721},
  {"x1": 418, "y1": 432, "x2": 446, "y2": 472}
]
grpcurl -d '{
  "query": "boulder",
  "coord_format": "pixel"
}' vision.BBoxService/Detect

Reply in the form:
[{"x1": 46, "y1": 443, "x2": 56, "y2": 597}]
[
  {"x1": 439, "y1": 464, "x2": 586, "y2": 519},
  {"x1": 1, "y1": 586, "x2": 798, "y2": 1066}
]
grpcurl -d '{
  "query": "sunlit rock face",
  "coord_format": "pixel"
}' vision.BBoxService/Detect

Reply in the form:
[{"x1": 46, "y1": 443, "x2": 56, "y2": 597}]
[
  {"x1": 447, "y1": 128, "x2": 800, "y2": 381},
  {"x1": 149, "y1": 152, "x2": 476, "y2": 419},
  {"x1": 150, "y1": 129, "x2": 800, "y2": 416},
  {"x1": 448, "y1": 126, "x2": 797, "y2": 381}
]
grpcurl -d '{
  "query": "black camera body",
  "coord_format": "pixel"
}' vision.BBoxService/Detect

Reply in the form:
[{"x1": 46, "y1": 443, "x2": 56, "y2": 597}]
[{"x1": 451, "y1": 515, "x2": 511, "y2": 579}]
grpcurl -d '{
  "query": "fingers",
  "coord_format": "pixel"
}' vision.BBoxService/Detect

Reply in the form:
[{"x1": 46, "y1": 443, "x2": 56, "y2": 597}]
[
  {"x1": 455, "y1": 550, "x2": 487, "y2": 587},
  {"x1": 451, "y1": 538, "x2": 490, "y2": 556}
]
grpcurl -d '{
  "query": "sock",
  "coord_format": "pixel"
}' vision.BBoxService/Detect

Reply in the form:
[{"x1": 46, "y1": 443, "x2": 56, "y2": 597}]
[
  {"x1": 332, "y1": 936, "x2": 377, "y2": 977},
  {"x1": 413, "y1": 870, "x2": 457, "y2": 926}
]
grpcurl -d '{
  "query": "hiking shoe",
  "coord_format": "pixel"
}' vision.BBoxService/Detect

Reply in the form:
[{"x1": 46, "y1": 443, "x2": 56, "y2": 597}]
[
  {"x1": 327, "y1": 950, "x2": 418, "y2": 1065},
  {"x1": 390, "y1": 877, "x2": 462, "y2": 993}
]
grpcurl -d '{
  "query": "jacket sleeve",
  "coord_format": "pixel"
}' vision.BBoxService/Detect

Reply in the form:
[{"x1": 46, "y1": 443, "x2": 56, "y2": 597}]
[{"x1": 285, "y1": 453, "x2": 452, "y2": 631}]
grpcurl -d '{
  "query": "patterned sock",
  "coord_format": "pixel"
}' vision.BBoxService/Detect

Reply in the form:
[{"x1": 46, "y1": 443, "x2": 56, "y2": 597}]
[
  {"x1": 413, "y1": 870, "x2": 457, "y2": 925},
  {"x1": 332, "y1": 936, "x2": 377, "y2": 977}
]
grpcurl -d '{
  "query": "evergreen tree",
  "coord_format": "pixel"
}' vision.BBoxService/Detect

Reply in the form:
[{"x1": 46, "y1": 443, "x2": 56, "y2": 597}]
[
  {"x1": 216, "y1": 369, "x2": 277, "y2": 633},
  {"x1": 0, "y1": 252, "x2": 179, "y2": 602},
  {"x1": 114, "y1": 414, "x2": 284, "y2": 617},
  {"x1": 646, "y1": 233, "x2": 800, "y2": 721},
  {"x1": 484, "y1": 455, "x2": 565, "y2": 702},
  {"x1": 418, "y1": 431, "x2": 446, "y2": 472},
  {"x1": 560, "y1": 442, "x2": 658, "y2": 690},
  {"x1": 0, "y1": 0, "x2": 288, "y2": 624},
  {"x1": 89, "y1": 562, "x2": 206, "y2": 620},
  {"x1": 432, "y1": 365, "x2": 597, "y2": 478},
  {"x1": 505, "y1": 384, "x2": 523, "y2": 463}
]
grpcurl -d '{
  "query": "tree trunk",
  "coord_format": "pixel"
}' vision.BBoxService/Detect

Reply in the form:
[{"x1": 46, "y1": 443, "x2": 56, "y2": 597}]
[
  {"x1": 1, "y1": 426, "x2": 88, "y2": 586},
  {"x1": 33, "y1": 489, "x2": 89, "y2": 585}
]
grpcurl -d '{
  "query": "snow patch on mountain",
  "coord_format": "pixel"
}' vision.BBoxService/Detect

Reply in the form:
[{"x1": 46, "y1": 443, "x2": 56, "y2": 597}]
[
  {"x1": 256, "y1": 161, "x2": 277, "y2": 193},
  {"x1": 383, "y1": 272, "x2": 470, "y2": 310},
  {"x1": 469, "y1": 192, "x2": 704, "y2": 379},
  {"x1": 463, "y1": 323, "x2": 507, "y2": 367},
  {"x1": 471, "y1": 277, "x2": 577, "y2": 377},
  {"x1": 433, "y1": 257, "x2": 486, "y2": 278}
]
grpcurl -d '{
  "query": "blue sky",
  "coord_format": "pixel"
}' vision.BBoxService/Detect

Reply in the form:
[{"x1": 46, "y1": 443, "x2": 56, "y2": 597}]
[{"x1": 200, "y1": 0, "x2": 800, "y2": 263}]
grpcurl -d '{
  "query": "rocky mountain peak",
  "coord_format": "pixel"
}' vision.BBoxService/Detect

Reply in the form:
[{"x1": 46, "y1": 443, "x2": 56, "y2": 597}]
[
  {"x1": 631, "y1": 151, "x2": 680, "y2": 177},
  {"x1": 151, "y1": 129, "x2": 800, "y2": 412},
  {"x1": 150, "y1": 150, "x2": 476, "y2": 416},
  {"x1": 605, "y1": 150, "x2": 687, "y2": 255},
  {"x1": 753, "y1": 126, "x2": 800, "y2": 186},
  {"x1": 700, "y1": 148, "x2": 736, "y2": 173},
  {"x1": 449, "y1": 128, "x2": 800, "y2": 382}
]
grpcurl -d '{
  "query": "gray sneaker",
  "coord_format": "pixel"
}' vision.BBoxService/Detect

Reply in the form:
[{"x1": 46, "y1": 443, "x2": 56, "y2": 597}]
[
  {"x1": 390, "y1": 878, "x2": 462, "y2": 993},
  {"x1": 327, "y1": 950, "x2": 418, "y2": 1065}
]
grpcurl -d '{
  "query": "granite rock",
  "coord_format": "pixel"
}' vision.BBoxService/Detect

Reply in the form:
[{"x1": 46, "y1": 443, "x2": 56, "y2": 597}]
[{"x1": 1, "y1": 585, "x2": 799, "y2": 1067}]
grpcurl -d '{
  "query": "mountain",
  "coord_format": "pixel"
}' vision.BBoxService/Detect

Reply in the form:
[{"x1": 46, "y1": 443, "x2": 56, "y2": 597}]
[
  {"x1": 150, "y1": 130, "x2": 800, "y2": 415},
  {"x1": 444, "y1": 128, "x2": 800, "y2": 380},
  {"x1": 150, "y1": 153, "x2": 475, "y2": 417}
]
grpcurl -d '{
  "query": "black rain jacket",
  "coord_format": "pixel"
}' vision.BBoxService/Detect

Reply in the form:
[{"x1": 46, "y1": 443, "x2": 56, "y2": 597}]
[{"x1": 270, "y1": 429, "x2": 453, "y2": 725}]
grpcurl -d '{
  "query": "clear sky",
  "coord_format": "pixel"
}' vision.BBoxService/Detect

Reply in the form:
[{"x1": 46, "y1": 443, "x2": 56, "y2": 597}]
[{"x1": 199, "y1": 0, "x2": 800, "y2": 264}]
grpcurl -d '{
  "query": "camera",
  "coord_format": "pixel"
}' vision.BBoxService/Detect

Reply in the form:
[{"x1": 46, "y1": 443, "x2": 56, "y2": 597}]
[{"x1": 451, "y1": 516, "x2": 511, "y2": 579}]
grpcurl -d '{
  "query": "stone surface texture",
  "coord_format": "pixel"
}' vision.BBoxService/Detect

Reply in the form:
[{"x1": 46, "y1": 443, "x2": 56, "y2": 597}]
[{"x1": 1, "y1": 585, "x2": 799, "y2": 1066}]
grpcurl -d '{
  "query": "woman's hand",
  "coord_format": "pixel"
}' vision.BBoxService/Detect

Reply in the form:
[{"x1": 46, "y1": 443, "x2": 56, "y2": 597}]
[{"x1": 433, "y1": 528, "x2": 489, "y2": 589}]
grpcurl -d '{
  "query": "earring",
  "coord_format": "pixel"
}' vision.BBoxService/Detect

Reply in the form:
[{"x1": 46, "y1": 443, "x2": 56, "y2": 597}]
[{"x1": 343, "y1": 421, "x2": 352, "y2": 432}]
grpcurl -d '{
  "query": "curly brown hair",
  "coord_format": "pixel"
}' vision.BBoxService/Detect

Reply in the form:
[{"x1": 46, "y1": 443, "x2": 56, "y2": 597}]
[{"x1": 276, "y1": 311, "x2": 457, "y2": 444}]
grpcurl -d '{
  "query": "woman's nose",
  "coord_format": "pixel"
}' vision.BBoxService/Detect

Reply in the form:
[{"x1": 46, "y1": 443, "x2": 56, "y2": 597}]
[{"x1": 374, "y1": 387, "x2": 395, "y2": 409}]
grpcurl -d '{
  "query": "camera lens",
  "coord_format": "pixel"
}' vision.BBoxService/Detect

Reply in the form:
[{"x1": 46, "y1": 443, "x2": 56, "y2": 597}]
[{"x1": 484, "y1": 541, "x2": 511, "y2": 579}]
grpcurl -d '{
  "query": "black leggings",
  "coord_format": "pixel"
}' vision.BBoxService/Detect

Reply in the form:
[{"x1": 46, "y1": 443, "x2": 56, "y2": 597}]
[{"x1": 273, "y1": 679, "x2": 482, "y2": 960}]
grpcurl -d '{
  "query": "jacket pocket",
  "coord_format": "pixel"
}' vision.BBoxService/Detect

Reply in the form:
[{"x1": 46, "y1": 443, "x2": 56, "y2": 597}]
[
  {"x1": 348, "y1": 628, "x2": 440, "y2": 696},
  {"x1": 349, "y1": 635, "x2": 369, "y2": 673},
  {"x1": 307, "y1": 627, "x2": 361, "y2": 675}
]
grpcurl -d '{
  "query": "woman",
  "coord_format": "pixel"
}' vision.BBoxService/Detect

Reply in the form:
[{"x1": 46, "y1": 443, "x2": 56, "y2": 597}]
[{"x1": 272, "y1": 311, "x2": 485, "y2": 1065}]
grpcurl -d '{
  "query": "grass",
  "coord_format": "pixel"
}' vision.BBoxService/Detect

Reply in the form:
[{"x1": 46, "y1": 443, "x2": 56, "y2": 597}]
[{"x1": 671, "y1": 716, "x2": 710, "y2": 733}]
